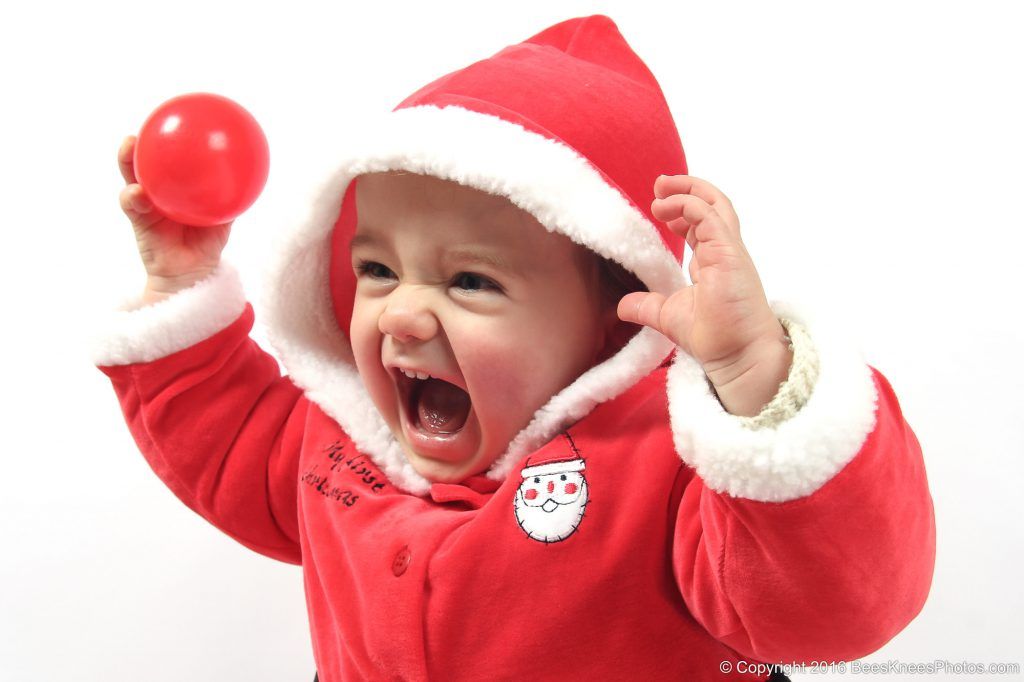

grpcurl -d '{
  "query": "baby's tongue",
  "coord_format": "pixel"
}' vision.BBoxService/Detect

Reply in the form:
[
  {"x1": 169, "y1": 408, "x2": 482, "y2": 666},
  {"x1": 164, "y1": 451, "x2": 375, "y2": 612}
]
[{"x1": 417, "y1": 378, "x2": 470, "y2": 434}]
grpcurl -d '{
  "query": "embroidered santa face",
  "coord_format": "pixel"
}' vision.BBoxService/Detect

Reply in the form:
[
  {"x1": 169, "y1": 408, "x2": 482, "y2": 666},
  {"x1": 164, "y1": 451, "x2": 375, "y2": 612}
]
[{"x1": 513, "y1": 456, "x2": 588, "y2": 543}]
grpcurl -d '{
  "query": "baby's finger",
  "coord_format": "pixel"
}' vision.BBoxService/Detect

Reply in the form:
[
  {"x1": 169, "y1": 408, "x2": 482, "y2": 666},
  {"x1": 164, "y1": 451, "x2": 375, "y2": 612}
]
[
  {"x1": 652, "y1": 194, "x2": 734, "y2": 247},
  {"x1": 664, "y1": 216, "x2": 692, "y2": 250},
  {"x1": 118, "y1": 135, "x2": 138, "y2": 185},
  {"x1": 119, "y1": 184, "x2": 161, "y2": 229},
  {"x1": 654, "y1": 175, "x2": 740, "y2": 236}
]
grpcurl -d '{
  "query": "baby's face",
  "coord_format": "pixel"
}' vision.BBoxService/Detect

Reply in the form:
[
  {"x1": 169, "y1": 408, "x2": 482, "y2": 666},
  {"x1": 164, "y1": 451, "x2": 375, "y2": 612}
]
[{"x1": 349, "y1": 172, "x2": 610, "y2": 484}]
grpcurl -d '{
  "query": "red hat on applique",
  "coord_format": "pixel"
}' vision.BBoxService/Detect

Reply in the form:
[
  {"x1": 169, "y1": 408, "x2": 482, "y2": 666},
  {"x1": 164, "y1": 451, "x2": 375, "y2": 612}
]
[
  {"x1": 521, "y1": 453, "x2": 587, "y2": 479},
  {"x1": 264, "y1": 15, "x2": 689, "y2": 494}
]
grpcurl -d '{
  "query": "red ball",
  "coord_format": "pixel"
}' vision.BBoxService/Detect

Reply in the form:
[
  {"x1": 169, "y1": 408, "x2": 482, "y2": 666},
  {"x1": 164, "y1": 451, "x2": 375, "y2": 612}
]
[{"x1": 134, "y1": 92, "x2": 269, "y2": 227}]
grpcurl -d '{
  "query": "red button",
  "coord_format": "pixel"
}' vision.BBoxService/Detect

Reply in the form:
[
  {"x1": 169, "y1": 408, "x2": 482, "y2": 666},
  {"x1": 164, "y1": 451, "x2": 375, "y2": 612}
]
[{"x1": 392, "y1": 546, "x2": 412, "y2": 576}]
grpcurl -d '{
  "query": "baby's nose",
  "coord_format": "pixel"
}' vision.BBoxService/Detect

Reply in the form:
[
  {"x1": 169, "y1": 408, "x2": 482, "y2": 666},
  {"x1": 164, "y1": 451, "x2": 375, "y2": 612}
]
[{"x1": 378, "y1": 294, "x2": 439, "y2": 342}]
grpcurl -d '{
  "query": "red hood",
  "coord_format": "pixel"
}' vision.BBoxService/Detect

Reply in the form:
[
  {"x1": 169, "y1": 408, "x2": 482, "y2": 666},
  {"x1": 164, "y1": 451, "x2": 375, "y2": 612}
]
[{"x1": 262, "y1": 16, "x2": 688, "y2": 494}]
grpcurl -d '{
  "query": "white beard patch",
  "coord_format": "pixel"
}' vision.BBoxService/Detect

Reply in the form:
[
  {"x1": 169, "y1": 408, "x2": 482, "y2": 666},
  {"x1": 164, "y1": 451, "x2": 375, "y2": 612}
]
[{"x1": 513, "y1": 456, "x2": 588, "y2": 543}]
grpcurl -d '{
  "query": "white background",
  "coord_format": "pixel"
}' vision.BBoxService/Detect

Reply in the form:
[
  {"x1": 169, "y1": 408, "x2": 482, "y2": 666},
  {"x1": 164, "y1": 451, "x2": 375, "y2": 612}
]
[{"x1": 2, "y1": 1, "x2": 1022, "y2": 680}]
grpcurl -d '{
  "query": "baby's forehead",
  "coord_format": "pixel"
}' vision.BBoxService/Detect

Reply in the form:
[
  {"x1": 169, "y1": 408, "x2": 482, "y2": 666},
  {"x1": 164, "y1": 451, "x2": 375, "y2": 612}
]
[{"x1": 352, "y1": 172, "x2": 597, "y2": 269}]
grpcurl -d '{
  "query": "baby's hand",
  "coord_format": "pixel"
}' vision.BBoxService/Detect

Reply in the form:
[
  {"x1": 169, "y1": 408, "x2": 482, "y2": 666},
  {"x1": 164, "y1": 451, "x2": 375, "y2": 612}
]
[
  {"x1": 117, "y1": 135, "x2": 232, "y2": 305},
  {"x1": 617, "y1": 175, "x2": 792, "y2": 416}
]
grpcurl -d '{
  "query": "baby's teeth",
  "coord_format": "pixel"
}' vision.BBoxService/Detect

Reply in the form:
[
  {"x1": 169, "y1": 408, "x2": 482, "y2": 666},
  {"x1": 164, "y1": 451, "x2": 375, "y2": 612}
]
[{"x1": 415, "y1": 371, "x2": 429, "y2": 380}]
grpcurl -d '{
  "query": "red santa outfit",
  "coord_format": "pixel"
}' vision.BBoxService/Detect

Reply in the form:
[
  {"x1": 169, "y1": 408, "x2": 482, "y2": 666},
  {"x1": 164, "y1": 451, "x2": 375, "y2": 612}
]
[{"x1": 93, "y1": 15, "x2": 935, "y2": 682}]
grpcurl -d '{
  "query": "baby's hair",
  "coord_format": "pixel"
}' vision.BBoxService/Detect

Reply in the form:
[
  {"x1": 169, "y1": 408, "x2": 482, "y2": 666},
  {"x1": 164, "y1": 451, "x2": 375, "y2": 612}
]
[
  {"x1": 584, "y1": 254, "x2": 647, "y2": 363},
  {"x1": 596, "y1": 255, "x2": 647, "y2": 308}
]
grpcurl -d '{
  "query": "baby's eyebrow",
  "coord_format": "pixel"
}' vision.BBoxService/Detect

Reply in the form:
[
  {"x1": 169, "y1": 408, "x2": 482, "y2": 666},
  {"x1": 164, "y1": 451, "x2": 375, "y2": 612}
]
[
  {"x1": 348, "y1": 233, "x2": 378, "y2": 251},
  {"x1": 349, "y1": 233, "x2": 513, "y2": 273},
  {"x1": 442, "y1": 248, "x2": 512, "y2": 272}
]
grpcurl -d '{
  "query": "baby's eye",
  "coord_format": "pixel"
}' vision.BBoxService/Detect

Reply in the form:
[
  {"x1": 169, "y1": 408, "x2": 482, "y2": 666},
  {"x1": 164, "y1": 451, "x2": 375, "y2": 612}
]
[
  {"x1": 452, "y1": 272, "x2": 499, "y2": 293},
  {"x1": 355, "y1": 260, "x2": 395, "y2": 280}
]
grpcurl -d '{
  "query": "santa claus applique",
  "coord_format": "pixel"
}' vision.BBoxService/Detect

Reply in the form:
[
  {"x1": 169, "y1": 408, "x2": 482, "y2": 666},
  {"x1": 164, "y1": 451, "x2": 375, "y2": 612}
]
[{"x1": 513, "y1": 453, "x2": 589, "y2": 543}]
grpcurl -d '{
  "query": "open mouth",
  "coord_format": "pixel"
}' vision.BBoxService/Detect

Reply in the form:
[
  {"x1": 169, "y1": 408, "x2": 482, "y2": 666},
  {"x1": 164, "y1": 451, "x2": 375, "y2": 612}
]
[{"x1": 396, "y1": 371, "x2": 472, "y2": 437}]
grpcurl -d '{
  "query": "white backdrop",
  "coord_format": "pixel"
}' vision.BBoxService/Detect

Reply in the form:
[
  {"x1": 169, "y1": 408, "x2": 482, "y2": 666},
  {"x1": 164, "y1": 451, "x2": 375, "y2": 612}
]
[{"x1": 2, "y1": 1, "x2": 1022, "y2": 680}]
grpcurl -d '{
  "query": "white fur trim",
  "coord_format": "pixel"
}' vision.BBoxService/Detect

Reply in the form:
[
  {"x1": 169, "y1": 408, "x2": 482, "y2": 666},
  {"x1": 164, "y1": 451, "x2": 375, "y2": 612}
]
[
  {"x1": 263, "y1": 105, "x2": 684, "y2": 495},
  {"x1": 90, "y1": 263, "x2": 246, "y2": 366},
  {"x1": 666, "y1": 300, "x2": 879, "y2": 502}
]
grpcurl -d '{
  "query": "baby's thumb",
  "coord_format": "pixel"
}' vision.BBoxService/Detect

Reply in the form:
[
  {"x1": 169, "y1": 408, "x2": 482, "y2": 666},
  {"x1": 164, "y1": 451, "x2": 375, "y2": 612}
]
[
  {"x1": 618, "y1": 290, "x2": 694, "y2": 353},
  {"x1": 617, "y1": 291, "x2": 664, "y2": 329}
]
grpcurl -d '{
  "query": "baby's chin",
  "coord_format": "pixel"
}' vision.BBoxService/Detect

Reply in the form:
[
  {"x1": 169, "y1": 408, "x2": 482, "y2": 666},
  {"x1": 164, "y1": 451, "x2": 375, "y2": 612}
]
[{"x1": 402, "y1": 442, "x2": 500, "y2": 485}]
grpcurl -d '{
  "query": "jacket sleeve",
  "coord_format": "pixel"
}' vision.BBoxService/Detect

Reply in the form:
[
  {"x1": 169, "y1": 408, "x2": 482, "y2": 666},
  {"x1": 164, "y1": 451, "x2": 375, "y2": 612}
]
[
  {"x1": 667, "y1": 300, "x2": 936, "y2": 664},
  {"x1": 91, "y1": 264, "x2": 307, "y2": 565}
]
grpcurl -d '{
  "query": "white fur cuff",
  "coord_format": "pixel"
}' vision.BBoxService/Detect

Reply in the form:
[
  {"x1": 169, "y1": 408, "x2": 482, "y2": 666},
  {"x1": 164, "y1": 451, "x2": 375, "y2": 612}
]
[
  {"x1": 89, "y1": 263, "x2": 247, "y2": 367},
  {"x1": 666, "y1": 300, "x2": 879, "y2": 502}
]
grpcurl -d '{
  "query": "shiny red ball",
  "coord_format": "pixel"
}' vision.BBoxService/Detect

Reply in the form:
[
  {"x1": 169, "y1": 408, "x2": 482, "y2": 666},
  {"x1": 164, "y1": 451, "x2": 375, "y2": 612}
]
[{"x1": 134, "y1": 92, "x2": 269, "y2": 227}]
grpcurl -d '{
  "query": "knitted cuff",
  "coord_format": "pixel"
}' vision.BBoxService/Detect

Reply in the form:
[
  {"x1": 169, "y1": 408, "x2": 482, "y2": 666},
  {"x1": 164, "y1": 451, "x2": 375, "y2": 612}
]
[
  {"x1": 737, "y1": 317, "x2": 820, "y2": 431},
  {"x1": 667, "y1": 300, "x2": 877, "y2": 501}
]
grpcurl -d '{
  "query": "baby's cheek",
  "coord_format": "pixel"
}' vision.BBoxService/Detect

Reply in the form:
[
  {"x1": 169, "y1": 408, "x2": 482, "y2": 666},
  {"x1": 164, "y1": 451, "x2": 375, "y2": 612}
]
[
  {"x1": 349, "y1": 305, "x2": 394, "y2": 413},
  {"x1": 458, "y1": 337, "x2": 537, "y2": 422},
  {"x1": 454, "y1": 315, "x2": 581, "y2": 443},
  {"x1": 458, "y1": 332, "x2": 533, "y2": 395}
]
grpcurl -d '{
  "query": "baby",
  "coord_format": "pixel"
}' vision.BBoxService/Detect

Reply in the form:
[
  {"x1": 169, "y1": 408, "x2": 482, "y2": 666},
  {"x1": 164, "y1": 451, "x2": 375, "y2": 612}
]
[{"x1": 96, "y1": 15, "x2": 935, "y2": 682}]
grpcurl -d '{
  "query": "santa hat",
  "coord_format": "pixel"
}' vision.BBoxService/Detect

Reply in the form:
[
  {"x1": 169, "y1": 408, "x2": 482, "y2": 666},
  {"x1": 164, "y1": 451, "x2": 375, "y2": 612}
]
[{"x1": 262, "y1": 15, "x2": 688, "y2": 495}]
